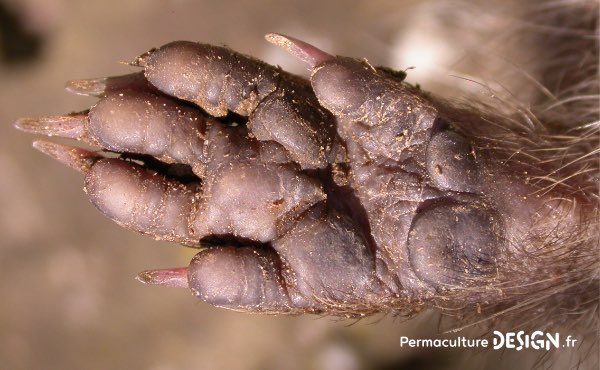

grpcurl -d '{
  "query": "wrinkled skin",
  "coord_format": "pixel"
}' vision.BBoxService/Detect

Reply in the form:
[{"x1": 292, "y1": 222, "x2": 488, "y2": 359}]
[{"x1": 15, "y1": 30, "x2": 598, "y2": 328}]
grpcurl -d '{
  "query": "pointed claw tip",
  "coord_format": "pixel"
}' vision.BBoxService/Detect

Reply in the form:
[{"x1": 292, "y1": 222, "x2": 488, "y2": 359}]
[
  {"x1": 14, "y1": 116, "x2": 60, "y2": 133},
  {"x1": 32, "y1": 140, "x2": 98, "y2": 174},
  {"x1": 14, "y1": 117, "x2": 37, "y2": 131},
  {"x1": 264, "y1": 32, "x2": 286, "y2": 45},
  {"x1": 13, "y1": 114, "x2": 87, "y2": 139},
  {"x1": 65, "y1": 78, "x2": 107, "y2": 96},
  {"x1": 31, "y1": 140, "x2": 51, "y2": 154},
  {"x1": 135, "y1": 267, "x2": 189, "y2": 289},
  {"x1": 135, "y1": 271, "x2": 154, "y2": 284},
  {"x1": 265, "y1": 33, "x2": 332, "y2": 68},
  {"x1": 32, "y1": 140, "x2": 69, "y2": 164}
]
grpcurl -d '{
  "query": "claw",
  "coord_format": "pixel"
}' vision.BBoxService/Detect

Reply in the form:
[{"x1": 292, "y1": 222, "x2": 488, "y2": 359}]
[
  {"x1": 265, "y1": 33, "x2": 333, "y2": 68},
  {"x1": 32, "y1": 140, "x2": 100, "y2": 173},
  {"x1": 65, "y1": 77, "x2": 110, "y2": 96},
  {"x1": 65, "y1": 72, "x2": 153, "y2": 97},
  {"x1": 136, "y1": 267, "x2": 189, "y2": 288},
  {"x1": 15, "y1": 114, "x2": 88, "y2": 140}
]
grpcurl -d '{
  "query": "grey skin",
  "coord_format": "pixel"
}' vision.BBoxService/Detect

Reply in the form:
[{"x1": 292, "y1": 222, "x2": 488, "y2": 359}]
[{"x1": 15, "y1": 33, "x2": 598, "y2": 330}]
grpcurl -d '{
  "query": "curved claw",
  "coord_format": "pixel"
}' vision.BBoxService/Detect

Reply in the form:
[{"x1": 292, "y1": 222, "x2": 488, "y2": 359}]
[
  {"x1": 265, "y1": 33, "x2": 333, "y2": 68},
  {"x1": 136, "y1": 267, "x2": 189, "y2": 289},
  {"x1": 32, "y1": 140, "x2": 101, "y2": 173},
  {"x1": 15, "y1": 114, "x2": 88, "y2": 140}
]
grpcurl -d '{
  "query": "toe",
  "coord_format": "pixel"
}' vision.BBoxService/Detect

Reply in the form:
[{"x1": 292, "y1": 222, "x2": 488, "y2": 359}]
[
  {"x1": 85, "y1": 158, "x2": 199, "y2": 244},
  {"x1": 188, "y1": 247, "x2": 293, "y2": 312}
]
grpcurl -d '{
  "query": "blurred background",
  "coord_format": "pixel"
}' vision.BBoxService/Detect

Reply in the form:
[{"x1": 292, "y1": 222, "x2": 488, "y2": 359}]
[{"x1": 0, "y1": 0, "x2": 591, "y2": 369}]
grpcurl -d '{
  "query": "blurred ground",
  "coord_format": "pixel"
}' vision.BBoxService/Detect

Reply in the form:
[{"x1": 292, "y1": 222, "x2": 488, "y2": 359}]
[{"x1": 0, "y1": 0, "x2": 591, "y2": 369}]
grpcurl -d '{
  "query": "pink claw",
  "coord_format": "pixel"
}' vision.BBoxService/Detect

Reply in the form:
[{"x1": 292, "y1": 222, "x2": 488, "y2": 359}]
[
  {"x1": 265, "y1": 33, "x2": 333, "y2": 68},
  {"x1": 136, "y1": 267, "x2": 189, "y2": 289},
  {"x1": 32, "y1": 140, "x2": 100, "y2": 173}
]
